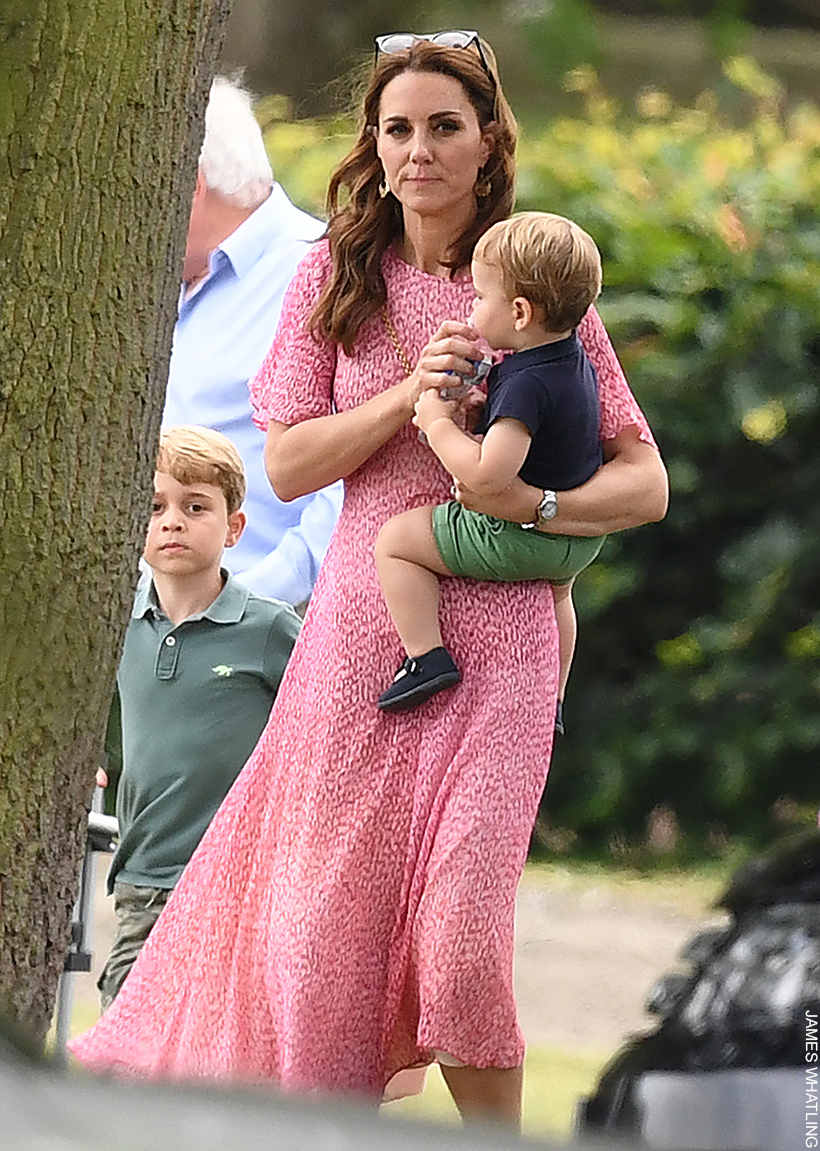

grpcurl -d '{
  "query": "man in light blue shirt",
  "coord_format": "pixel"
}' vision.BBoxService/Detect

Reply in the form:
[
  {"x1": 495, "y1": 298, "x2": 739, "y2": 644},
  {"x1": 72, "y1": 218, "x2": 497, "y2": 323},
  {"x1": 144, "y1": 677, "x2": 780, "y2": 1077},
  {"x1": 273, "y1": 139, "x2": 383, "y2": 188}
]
[{"x1": 163, "y1": 77, "x2": 342, "y2": 606}]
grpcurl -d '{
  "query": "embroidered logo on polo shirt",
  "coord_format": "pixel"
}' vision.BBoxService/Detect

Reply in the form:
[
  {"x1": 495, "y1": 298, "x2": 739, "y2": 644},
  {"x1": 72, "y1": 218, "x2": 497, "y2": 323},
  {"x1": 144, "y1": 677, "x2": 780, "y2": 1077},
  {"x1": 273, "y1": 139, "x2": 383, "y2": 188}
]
[{"x1": 212, "y1": 665, "x2": 234, "y2": 677}]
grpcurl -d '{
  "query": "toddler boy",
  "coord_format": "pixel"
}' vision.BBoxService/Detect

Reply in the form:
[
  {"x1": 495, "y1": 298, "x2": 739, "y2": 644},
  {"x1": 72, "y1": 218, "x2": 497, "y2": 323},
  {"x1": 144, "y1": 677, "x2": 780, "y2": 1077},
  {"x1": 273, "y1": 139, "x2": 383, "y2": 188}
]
[
  {"x1": 97, "y1": 425, "x2": 300, "y2": 1010},
  {"x1": 375, "y1": 212, "x2": 605, "y2": 721}
]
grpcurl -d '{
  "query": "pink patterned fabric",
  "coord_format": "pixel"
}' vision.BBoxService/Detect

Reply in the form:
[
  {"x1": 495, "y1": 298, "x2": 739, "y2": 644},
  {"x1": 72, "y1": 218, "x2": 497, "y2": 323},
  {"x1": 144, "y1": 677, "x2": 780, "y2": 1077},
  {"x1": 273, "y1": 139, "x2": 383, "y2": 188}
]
[{"x1": 70, "y1": 242, "x2": 654, "y2": 1097}]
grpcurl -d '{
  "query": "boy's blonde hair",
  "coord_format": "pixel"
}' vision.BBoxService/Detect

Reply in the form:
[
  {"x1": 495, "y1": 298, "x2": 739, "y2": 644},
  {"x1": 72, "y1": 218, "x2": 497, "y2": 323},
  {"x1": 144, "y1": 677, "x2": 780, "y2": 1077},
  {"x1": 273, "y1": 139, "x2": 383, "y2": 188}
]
[
  {"x1": 156, "y1": 426, "x2": 246, "y2": 515},
  {"x1": 474, "y1": 211, "x2": 602, "y2": 332}
]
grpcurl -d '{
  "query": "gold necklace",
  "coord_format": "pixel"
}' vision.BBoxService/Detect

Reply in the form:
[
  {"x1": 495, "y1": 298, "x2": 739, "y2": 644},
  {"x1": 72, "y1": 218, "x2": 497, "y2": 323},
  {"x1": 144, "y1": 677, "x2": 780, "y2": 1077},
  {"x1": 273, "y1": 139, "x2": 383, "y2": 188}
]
[
  {"x1": 382, "y1": 306, "x2": 414, "y2": 376},
  {"x1": 382, "y1": 304, "x2": 478, "y2": 406}
]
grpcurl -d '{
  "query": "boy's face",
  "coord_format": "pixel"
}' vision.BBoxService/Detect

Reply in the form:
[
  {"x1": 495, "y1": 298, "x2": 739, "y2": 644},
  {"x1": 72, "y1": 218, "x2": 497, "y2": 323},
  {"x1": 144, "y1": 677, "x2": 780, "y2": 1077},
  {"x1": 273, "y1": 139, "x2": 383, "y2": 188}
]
[
  {"x1": 469, "y1": 257, "x2": 519, "y2": 350},
  {"x1": 143, "y1": 472, "x2": 244, "y2": 580}
]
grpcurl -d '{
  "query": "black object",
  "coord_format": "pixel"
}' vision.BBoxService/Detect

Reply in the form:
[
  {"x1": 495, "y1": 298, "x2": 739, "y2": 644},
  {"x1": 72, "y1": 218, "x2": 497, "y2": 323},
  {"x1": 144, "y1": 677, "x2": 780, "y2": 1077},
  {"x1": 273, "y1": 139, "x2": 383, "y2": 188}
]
[
  {"x1": 579, "y1": 830, "x2": 820, "y2": 1136},
  {"x1": 378, "y1": 647, "x2": 461, "y2": 712},
  {"x1": 553, "y1": 700, "x2": 565, "y2": 737},
  {"x1": 53, "y1": 804, "x2": 120, "y2": 1058}
]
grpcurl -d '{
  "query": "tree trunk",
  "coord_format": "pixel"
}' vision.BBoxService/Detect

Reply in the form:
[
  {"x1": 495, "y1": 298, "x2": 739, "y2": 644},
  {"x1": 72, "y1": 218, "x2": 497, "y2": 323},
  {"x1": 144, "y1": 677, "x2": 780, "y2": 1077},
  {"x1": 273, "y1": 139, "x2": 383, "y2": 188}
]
[{"x1": 0, "y1": 0, "x2": 230, "y2": 1046}]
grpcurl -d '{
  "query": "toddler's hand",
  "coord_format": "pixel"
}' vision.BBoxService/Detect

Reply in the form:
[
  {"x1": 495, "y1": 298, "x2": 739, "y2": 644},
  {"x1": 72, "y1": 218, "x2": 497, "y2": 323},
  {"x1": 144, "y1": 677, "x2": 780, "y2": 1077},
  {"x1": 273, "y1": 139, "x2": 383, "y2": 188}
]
[
  {"x1": 461, "y1": 386, "x2": 487, "y2": 433},
  {"x1": 413, "y1": 387, "x2": 458, "y2": 434},
  {"x1": 405, "y1": 320, "x2": 484, "y2": 408}
]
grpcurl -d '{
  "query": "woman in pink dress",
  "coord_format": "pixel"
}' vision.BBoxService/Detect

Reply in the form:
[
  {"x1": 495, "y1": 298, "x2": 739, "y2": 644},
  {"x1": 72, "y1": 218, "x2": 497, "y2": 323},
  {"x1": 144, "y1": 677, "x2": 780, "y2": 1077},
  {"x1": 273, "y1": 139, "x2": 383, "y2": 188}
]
[{"x1": 70, "y1": 34, "x2": 667, "y2": 1128}]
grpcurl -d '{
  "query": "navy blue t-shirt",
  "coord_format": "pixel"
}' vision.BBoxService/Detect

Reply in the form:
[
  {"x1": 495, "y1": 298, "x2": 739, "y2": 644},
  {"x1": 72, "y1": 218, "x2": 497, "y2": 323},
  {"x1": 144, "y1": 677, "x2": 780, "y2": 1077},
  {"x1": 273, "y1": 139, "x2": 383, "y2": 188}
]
[{"x1": 474, "y1": 332, "x2": 602, "y2": 490}]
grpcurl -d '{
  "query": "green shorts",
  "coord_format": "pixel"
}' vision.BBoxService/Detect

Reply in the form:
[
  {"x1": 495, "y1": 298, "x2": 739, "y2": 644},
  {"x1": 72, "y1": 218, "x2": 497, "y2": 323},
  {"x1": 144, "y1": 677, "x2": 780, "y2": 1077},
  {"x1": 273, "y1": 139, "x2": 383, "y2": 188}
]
[{"x1": 432, "y1": 501, "x2": 605, "y2": 584}]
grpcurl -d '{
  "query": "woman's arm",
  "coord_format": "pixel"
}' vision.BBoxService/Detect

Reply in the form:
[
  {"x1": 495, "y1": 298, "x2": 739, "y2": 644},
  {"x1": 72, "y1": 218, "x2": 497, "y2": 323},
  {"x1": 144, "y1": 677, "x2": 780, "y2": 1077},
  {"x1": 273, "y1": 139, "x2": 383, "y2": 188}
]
[
  {"x1": 265, "y1": 387, "x2": 412, "y2": 502},
  {"x1": 455, "y1": 425, "x2": 669, "y2": 535},
  {"x1": 266, "y1": 321, "x2": 485, "y2": 501}
]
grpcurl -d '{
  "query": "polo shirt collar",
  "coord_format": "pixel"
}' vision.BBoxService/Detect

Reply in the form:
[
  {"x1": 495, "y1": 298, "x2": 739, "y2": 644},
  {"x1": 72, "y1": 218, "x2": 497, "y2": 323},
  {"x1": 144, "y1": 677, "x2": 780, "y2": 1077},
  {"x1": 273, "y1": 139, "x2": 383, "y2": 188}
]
[
  {"x1": 132, "y1": 570, "x2": 249, "y2": 624},
  {"x1": 496, "y1": 331, "x2": 580, "y2": 378}
]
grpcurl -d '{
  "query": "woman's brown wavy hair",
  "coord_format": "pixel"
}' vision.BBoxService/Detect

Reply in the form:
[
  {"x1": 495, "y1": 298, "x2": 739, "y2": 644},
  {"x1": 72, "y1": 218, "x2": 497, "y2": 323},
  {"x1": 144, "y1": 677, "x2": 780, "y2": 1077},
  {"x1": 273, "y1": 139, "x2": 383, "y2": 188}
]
[{"x1": 310, "y1": 39, "x2": 518, "y2": 355}]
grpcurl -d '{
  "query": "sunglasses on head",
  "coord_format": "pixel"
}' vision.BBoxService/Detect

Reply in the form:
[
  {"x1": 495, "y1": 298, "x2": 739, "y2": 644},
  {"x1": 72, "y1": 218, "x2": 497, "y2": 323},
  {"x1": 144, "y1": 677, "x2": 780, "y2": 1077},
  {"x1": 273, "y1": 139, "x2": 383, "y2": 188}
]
[{"x1": 374, "y1": 30, "x2": 492, "y2": 80}]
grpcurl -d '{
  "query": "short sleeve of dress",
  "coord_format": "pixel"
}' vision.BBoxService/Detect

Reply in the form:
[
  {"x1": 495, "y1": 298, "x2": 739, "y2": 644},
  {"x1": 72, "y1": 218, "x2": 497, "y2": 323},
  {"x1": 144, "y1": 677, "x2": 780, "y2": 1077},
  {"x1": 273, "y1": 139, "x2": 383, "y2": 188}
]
[
  {"x1": 578, "y1": 305, "x2": 657, "y2": 449},
  {"x1": 250, "y1": 241, "x2": 337, "y2": 431}
]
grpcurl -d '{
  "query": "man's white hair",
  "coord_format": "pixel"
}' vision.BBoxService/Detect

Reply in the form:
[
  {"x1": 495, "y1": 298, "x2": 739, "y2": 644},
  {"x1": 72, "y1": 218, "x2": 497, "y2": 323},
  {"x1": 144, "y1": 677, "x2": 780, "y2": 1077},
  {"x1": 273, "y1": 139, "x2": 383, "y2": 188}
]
[{"x1": 199, "y1": 77, "x2": 273, "y2": 209}]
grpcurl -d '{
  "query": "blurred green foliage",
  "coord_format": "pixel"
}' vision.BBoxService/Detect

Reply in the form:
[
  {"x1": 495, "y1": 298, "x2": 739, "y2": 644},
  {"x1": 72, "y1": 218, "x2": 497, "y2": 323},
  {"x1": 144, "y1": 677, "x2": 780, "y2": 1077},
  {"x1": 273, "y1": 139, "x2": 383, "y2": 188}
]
[
  {"x1": 225, "y1": 0, "x2": 820, "y2": 117},
  {"x1": 262, "y1": 57, "x2": 820, "y2": 858}
]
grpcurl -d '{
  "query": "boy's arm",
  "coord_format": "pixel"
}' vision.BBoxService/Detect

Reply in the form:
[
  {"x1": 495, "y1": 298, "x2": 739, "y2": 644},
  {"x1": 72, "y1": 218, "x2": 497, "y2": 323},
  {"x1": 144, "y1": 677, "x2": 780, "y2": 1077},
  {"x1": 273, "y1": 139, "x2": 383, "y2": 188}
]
[
  {"x1": 415, "y1": 390, "x2": 531, "y2": 495},
  {"x1": 98, "y1": 686, "x2": 123, "y2": 792},
  {"x1": 262, "y1": 603, "x2": 302, "y2": 692}
]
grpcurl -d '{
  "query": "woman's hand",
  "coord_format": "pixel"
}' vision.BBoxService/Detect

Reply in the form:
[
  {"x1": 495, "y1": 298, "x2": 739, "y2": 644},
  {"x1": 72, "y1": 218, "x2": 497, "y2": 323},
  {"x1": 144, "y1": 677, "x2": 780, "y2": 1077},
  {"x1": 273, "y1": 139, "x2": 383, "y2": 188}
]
[{"x1": 403, "y1": 320, "x2": 484, "y2": 408}]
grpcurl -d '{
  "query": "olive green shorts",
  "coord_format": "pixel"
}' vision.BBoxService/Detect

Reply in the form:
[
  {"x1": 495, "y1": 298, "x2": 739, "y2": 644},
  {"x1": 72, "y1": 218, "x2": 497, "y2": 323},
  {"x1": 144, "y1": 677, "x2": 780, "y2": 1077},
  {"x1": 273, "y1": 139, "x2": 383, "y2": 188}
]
[
  {"x1": 432, "y1": 501, "x2": 606, "y2": 584},
  {"x1": 96, "y1": 882, "x2": 172, "y2": 1012}
]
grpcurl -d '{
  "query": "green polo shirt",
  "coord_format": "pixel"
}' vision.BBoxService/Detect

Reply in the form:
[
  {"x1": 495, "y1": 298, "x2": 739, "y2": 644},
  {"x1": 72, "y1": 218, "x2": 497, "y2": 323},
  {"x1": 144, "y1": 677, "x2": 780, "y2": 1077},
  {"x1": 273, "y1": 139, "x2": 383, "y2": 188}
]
[{"x1": 107, "y1": 571, "x2": 300, "y2": 892}]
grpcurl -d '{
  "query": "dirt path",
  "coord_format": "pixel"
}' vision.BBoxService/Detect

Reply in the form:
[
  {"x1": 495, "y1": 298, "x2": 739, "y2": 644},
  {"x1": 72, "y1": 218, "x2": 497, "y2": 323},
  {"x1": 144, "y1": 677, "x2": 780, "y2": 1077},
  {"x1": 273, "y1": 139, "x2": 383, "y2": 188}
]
[
  {"x1": 67, "y1": 855, "x2": 721, "y2": 1059},
  {"x1": 514, "y1": 872, "x2": 721, "y2": 1053}
]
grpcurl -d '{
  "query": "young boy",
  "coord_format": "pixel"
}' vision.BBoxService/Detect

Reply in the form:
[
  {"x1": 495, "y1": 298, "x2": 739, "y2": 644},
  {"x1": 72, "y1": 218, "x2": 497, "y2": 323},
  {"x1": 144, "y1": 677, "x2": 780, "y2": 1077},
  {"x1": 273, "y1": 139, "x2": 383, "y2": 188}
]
[
  {"x1": 375, "y1": 212, "x2": 606, "y2": 720},
  {"x1": 96, "y1": 426, "x2": 301, "y2": 1010}
]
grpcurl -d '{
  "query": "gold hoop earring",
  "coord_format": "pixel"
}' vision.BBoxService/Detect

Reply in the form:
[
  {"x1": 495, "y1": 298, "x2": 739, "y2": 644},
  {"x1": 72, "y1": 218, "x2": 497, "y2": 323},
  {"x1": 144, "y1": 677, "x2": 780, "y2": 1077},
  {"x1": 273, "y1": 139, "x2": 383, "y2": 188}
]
[{"x1": 379, "y1": 181, "x2": 390, "y2": 199}]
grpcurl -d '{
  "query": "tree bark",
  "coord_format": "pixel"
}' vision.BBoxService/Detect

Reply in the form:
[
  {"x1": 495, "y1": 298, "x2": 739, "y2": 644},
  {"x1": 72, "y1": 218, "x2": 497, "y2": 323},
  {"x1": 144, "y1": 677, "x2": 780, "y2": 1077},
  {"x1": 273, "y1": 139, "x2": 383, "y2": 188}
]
[{"x1": 0, "y1": 0, "x2": 230, "y2": 1045}]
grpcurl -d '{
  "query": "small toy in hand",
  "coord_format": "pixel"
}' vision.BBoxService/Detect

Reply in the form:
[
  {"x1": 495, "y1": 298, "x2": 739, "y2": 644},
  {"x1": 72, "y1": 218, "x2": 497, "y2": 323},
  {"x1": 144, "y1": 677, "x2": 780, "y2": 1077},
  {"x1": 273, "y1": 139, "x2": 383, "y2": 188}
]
[{"x1": 441, "y1": 355, "x2": 492, "y2": 399}]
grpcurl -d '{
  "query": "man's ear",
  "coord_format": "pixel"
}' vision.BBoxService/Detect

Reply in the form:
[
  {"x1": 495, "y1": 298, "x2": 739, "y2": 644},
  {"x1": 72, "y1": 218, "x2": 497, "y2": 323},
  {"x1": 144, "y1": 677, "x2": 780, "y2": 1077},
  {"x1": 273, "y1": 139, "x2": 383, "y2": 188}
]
[
  {"x1": 193, "y1": 167, "x2": 208, "y2": 202},
  {"x1": 225, "y1": 510, "x2": 246, "y2": 548},
  {"x1": 512, "y1": 295, "x2": 534, "y2": 331}
]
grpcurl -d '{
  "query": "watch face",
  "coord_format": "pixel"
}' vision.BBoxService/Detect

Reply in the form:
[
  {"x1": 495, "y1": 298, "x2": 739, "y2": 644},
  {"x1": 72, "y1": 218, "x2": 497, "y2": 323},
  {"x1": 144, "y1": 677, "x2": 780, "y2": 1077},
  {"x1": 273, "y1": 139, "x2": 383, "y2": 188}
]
[{"x1": 539, "y1": 491, "x2": 558, "y2": 520}]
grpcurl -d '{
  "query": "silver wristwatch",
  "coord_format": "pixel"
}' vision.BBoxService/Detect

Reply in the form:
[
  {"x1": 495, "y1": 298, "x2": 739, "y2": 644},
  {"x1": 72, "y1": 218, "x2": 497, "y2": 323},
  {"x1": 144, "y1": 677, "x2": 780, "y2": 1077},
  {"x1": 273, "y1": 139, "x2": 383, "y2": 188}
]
[{"x1": 521, "y1": 489, "x2": 558, "y2": 531}]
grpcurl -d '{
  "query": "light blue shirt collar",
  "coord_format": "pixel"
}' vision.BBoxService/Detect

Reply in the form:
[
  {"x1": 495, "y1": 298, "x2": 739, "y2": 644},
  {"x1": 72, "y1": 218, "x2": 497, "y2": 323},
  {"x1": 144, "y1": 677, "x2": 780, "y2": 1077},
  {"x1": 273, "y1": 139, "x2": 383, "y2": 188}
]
[
  {"x1": 184, "y1": 184, "x2": 324, "y2": 305},
  {"x1": 221, "y1": 184, "x2": 320, "y2": 279}
]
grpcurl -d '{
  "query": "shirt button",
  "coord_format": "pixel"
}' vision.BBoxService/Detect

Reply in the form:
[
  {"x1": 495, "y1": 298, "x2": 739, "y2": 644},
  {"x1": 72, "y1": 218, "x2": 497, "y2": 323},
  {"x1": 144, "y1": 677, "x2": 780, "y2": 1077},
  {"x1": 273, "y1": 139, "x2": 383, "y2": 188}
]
[{"x1": 165, "y1": 636, "x2": 176, "y2": 647}]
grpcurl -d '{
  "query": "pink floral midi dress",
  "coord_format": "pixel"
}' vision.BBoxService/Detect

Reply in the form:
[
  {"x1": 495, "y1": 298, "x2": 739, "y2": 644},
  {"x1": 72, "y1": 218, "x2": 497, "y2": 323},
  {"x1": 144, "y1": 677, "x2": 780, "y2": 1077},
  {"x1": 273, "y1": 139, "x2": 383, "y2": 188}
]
[{"x1": 70, "y1": 242, "x2": 655, "y2": 1096}]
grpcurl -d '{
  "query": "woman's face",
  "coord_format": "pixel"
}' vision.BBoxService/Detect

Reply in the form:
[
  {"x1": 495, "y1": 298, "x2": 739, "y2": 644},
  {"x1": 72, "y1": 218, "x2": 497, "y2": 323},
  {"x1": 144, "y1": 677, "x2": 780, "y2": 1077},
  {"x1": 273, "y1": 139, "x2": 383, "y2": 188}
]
[{"x1": 375, "y1": 70, "x2": 492, "y2": 225}]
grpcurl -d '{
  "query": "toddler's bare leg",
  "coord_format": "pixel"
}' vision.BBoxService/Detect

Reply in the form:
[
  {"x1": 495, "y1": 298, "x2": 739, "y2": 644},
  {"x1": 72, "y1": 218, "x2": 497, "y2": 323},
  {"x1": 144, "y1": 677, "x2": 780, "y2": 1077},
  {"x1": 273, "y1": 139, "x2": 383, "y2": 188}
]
[
  {"x1": 552, "y1": 579, "x2": 577, "y2": 701},
  {"x1": 376, "y1": 507, "x2": 453, "y2": 657}
]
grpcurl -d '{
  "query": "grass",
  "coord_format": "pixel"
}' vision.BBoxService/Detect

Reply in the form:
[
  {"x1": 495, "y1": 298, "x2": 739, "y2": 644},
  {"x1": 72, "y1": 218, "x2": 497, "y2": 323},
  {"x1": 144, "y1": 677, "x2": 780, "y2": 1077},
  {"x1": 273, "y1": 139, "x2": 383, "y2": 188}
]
[
  {"x1": 520, "y1": 858, "x2": 732, "y2": 917},
  {"x1": 383, "y1": 859, "x2": 732, "y2": 1140}
]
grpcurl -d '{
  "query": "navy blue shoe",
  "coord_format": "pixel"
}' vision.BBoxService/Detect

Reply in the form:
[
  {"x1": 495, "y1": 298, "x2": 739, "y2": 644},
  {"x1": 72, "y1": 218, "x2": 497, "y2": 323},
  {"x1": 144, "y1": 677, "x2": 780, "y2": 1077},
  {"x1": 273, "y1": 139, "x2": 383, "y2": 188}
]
[{"x1": 378, "y1": 647, "x2": 461, "y2": 713}]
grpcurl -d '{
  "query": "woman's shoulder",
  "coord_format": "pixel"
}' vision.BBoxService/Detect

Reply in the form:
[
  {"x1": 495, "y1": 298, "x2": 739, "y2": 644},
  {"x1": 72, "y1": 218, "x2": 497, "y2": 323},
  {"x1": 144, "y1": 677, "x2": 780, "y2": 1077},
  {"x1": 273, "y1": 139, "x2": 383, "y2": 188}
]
[
  {"x1": 578, "y1": 305, "x2": 656, "y2": 445},
  {"x1": 293, "y1": 239, "x2": 411, "y2": 296},
  {"x1": 277, "y1": 239, "x2": 333, "y2": 316},
  {"x1": 295, "y1": 237, "x2": 332, "y2": 280}
]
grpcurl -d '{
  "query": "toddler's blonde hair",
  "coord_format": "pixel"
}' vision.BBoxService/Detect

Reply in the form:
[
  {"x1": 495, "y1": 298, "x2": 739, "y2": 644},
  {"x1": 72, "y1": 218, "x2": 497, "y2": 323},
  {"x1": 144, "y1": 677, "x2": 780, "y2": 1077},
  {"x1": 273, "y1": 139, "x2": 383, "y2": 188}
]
[{"x1": 475, "y1": 211, "x2": 602, "y2": 332}]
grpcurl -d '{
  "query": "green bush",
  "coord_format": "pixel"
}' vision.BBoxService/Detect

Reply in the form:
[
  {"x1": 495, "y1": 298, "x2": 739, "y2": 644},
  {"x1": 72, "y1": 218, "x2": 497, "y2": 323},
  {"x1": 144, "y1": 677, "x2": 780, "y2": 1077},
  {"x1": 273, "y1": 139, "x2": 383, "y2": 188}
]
[{"x1": 263, "y1": 59, "x2": 820, "y2": 857}]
